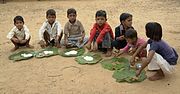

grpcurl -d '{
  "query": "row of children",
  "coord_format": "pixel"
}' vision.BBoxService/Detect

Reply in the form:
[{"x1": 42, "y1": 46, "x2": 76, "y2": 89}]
[{"x1": 7, "y1": 8, "x2": 178, "y2": 81}]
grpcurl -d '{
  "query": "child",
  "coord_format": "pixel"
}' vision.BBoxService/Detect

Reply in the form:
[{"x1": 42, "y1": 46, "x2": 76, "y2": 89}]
[
  {"x1": 131, "y1": 22, "x2": 178, "y2": 81},
  {"x1": 86, "y1": 10, "x2": 114, "y2": 57},
  {"x1": 7, "y1": 16, "x2": 33, "y2": 51},
  {"x1": 63, "y1": 8, "x2": 88, "y2": 48},
  {"x1": 112, "y1": 13, "x2": 133, "y2": 50},
  {"x1": 116, "y1": 28, "x2": 147, "y2": 61},
  {"x1": 39, "y1": 9, "x2": 63, "y2": 48}
]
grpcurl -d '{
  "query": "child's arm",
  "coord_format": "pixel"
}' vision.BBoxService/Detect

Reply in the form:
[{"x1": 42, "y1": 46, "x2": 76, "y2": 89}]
[
  {"x1": 130, "y1": 42, "x2": 147, "y2": 65},
  {"x1": 88, "y1": 24, "x2": 97, "y2": 44},
  {"x1": 64, "y1": 23, "x2": 69, "y2": 47},
  {"x1": 80, "y1": 31, "x2": 85, "y2": 43},
  {"x1": 115, "y1": 44, "x2": 129, "y2": 57},
  {"x1": 20, "y1": 25, "x2": 30, "y2": 43},
  {"x1": 55, "y1": 22, "x2": 62, "y2": 47},
  {"x1": 39, "y1": 22, "x2": 46, "y2": 41},
  {"x1": 115, "y1": 50, "x2": 125, "y2": 57},
  {"x1": 7, "y1": 27, "x2": 20, "y2": 43},
  {"x1": 136, "y1": 50, "x2": 155, "y2": 76},
  {"x1": 64, "y1": 34, "x2": 68, "y2": 46},
  {"x1": 86, "y1": 24, "x2": 97, "y2": 50},
  {"x1": 79, "y1": 21, "x2": 85, "y2": 42}
]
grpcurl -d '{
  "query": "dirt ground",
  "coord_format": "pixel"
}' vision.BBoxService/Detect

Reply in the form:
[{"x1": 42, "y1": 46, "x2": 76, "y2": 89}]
[{"x1": 0, "y1": 0, "x2": 180, "y2": 94}]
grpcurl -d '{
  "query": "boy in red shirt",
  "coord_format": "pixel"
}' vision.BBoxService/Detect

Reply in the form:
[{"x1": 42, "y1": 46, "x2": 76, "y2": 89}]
[{"x1": 86, "y1": 10, "x2": 114, "y2": 57}]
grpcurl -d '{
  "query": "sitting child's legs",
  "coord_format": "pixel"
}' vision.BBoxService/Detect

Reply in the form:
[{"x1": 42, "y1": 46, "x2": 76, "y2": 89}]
[
  {"x1": 147, "y1": 52, "x2": 174, "y2": 81},
  {"x1": 11, "y1": 36, "x2": 20, "y2": 51},
  {"x1": 39, "y1": 30, "x2": 50, "y2": 48},
  {"x1": 102, "y1": 32, "x2": 112, "y2": 57},
  {"x1": 148, "y1": 69, "x2": 165, "y2": 81},
  {"x1": 55, "y1": 32, "x2": 63, "y2": 48},
  {"x1": 10, "y1": 36, "x2": 33, "y2": 51},
  {"x1": 24, "y1": 36, "x2": 34, "y2": 48}
]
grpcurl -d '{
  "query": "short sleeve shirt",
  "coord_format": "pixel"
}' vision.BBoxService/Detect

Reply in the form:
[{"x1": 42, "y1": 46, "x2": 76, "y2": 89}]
[
  {"x1": 64, "y1": 20, "x2": 85, "y2": 38},
  {"x1": 148, "y1": 39, "x2": 178, "y2": 65},
  {"x1": 7, "y1": 25, "x2": 30, "y2": 40}
]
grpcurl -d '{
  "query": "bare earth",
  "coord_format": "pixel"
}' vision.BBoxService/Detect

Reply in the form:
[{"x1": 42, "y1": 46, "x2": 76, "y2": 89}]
[{"x1": 0, "y1": 0, "x2": 180, "y2": 94}]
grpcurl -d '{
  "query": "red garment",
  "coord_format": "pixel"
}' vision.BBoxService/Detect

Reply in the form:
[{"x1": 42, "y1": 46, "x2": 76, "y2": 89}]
[{"x1": 88, "y1": 22, "x2": 114, "y2": 44}]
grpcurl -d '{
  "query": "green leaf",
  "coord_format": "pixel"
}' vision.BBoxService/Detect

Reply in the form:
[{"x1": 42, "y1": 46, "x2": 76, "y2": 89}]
[
  {"x1": 8, "y1": 50, "x2": 35, "y2": 61},
  {"x1": 101, "y1": 57, "x2": 130, "y2": 71},
  {"x1": 75, "y1": 53, "x2": 102, "y2": 65},
  {"x1": 60, "y1": 48, "x2": 85, "y2": 57},
  {"x1": 113, "y1": 68, "x2": 147, "y2": 83},
  {"x1": 35, "y1": 47, "x2": 60, "y2": 58}
]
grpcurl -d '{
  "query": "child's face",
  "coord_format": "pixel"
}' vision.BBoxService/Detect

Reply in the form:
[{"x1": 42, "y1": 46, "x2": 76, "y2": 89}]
[
  {"x1": 122, "y1": 16, "x2": 132, "y2": 28},
  {"x1": 67, "y1": 13, "x2": 77, "y2": 23},
  {"x1": 96, "y1": 16, "x2": 106, "y2": 27},
  {"x1": 14, "y1": 20, "x2": 24, "y2": 30},
  {"x1": 126, "y1": 38, "x2": 136, "y2": 45},
  {"x1": 47, "y1": 15, "x2": 56, "y2": 24}
]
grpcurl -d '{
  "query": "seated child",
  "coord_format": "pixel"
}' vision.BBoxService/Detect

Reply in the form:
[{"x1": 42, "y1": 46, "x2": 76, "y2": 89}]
[
  {"x1": 115, "y1": 28, "x2": 147, "y2": 60},
  {"x1": 39, "y1": 9, "x2": 63, "y2": 48},
  {"x1": 131, "y1": 22, "x2": 178, "y2": 81},
  {"x1": 7, "y1": 16, "x2": 33, "y2": 51},
  {"x1": 63, "y1": 8, "x2": 88, "y2": 48},
  {"x1": 112, "y1": 13, "x2": 134, "y2": 51},
  {"x1": 86, "y1": 10, "x2": 114, "y2": 57}
]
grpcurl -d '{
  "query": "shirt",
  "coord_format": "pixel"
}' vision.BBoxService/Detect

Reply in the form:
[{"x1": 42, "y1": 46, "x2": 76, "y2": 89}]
[
  {"x1": 64, "y1": 20, "x2": 85, "y2": 38},
  {"x1": 39, "y1": 20, "x2": 62, "y2": 41},
  {"x1": 89, "y1": 22, "x2": 114, "y2": 44},
  {"x1": 148, "y1": 39, "x2": 178, "y2": 65},
  {"x1": 7, "y1": 25, "x2": 30, "y2": 40},
  {"x1": 122, "y1": 38, "x2": 146, "y2": 52}
]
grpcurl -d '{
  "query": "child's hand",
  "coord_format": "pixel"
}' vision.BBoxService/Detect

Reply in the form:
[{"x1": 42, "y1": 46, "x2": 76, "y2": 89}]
[
  {"x1": 55, "y1": 40, "x2": 61, "y2": 48},
  {"x1": 93, "y1": 42, "x2": 98, "y2": 51},
  {"x1": 117, "y1": 36, "x2": 124, "y2": 40},
  {"x1": 130, "y1": 57, "x2": 135, "y2": 66},
  {"x1": 56, "y1": 44, "x2": 61, "y2": 48},
  {"x1": 79, "y1": 37, "x2": 84, "y2": 44},
  {"x1": 64, "y1": 39, "x2": 68, "y2": 46},
  {"x1": 20, "y1": 39, "x2": 27, "y2": 44},
  {"x1": 136, "y1": 69, "x2": 141, "y2": 77},
  {"x1": 11, "y1": 37, "x2": 20, "y2": 43},
  {"x1": 114, "y1": 53, "x2": 120, "y2": 57},
  {"x1": 39, "y1": 40, "x2": 46, "y2": 48},
  {"x1": 85, "y1": 42, "x2": 90, "y2": 49}
]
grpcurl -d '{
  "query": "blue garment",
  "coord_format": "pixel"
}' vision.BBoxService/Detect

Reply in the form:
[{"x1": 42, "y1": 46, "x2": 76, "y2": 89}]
[{"x1": 147, "y1": 39, "x2": 178, "y2": 65}]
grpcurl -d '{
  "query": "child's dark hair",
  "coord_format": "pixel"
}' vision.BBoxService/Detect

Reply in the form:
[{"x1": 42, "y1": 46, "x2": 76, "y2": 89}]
[
  {"x1": 119, "y1": 13, "x2": 132, "y2": 23},
  {"x1": 145, "y1": 22, "x2": 162, "y2": 41},
  {"x1": 95, "y1": 10, "x2": 107, "y2": 19},
  {"x1": 14, "y1": 16, "x2": 24, "y2": 24},
  {"x1": 67, "y1": 8, "x2": 76, "y2": 15},
  {"x1": 46, "y1": 9, "x2": 56, "y2": 17},
  {"x1": 125, "y1": 28, "x2": 137, "y2": 39}
]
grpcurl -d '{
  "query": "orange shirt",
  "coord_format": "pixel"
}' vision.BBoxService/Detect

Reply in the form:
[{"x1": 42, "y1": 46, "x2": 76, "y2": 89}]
[{"x1": 89, "y1": 22, "x2": 114, "y2": 44}]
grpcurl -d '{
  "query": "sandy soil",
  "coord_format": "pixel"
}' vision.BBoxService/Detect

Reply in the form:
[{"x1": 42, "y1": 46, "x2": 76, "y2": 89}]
[{"x1": 0, "y1": 0, "x2": 180, "y2": 94}]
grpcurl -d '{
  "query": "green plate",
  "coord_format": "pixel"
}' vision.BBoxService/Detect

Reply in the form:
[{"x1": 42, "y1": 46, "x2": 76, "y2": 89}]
[
  {"x1": 35, "y1": 47, "x2": 60, "y2": 58},
  {"x1": 60, "y1": 48, "x2": 85, "y2": 57},
  {"x1": 113, "y1": 68, "x2": 147, "y2": 83},
  {"x1": 75, "y1": 53, "x2": 102, "y2": 65},
  {"x1": 101, "y1": 57, "x2": 129, "y2": 71},
  {"x1": 9, "y1": 50, "x2": 35, "y2": 61}
]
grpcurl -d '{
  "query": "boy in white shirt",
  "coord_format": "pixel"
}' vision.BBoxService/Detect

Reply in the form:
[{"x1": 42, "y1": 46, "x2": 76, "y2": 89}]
[
  {"x1": 7, "y1": 16, "x2": 33, "y2": 51},
  {"x1": 39, "y1": 9, "x2": 63, "y2": 48}
]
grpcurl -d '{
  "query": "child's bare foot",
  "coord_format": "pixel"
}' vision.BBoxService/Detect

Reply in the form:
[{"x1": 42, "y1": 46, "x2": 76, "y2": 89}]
[
  {"x1": 85, "y1": 45, "x2": 91, "y2": 50},
  {"x1": 105, "y1": 51, "x2": 112, "y2": 57},
  {"x1": 11, "y1": 46, "x2": 19, "y2": 52},
  {"x1": 148, "y1": 69, "x2": 165, "y2": 81},
  {"x1": 26, "y1": 45, "x2": 34, "y2": 49},
  {"x1": 56, "y1": 44, "x2": 61, "y2": 48}
]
